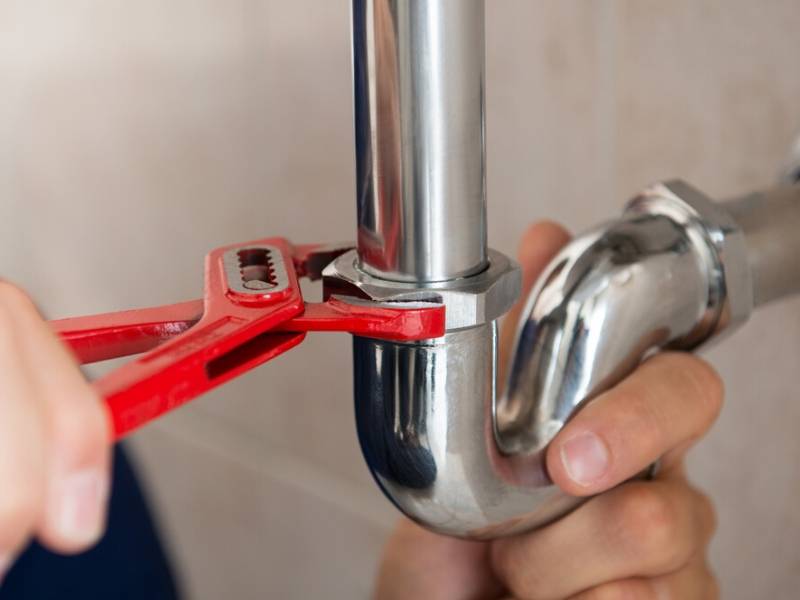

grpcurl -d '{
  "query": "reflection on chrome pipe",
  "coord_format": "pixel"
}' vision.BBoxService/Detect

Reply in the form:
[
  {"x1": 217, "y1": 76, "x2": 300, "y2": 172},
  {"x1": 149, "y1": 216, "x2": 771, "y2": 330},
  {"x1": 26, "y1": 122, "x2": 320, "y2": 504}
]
[
  {"x1": 348, "y1": 1, "x2": 799, "y2": 540},
  {"x1": 352, "y1": 179, "x2": 800, "y2": 539},
  {"x1": 497, "y1": 181, "x2": 754, "y2": 470},
  {"x1": 346, "y1": 0, "x2": 526, "y2": 538},
  {"x1": 352, "y1": 181, "x2": 745, "y2": 537},
  {"x1": 352, "y1": 0, "x2": 487, "y2": 282},
  {"x1": 355, "y1": 324, "x2": 580, "y2": 538}
]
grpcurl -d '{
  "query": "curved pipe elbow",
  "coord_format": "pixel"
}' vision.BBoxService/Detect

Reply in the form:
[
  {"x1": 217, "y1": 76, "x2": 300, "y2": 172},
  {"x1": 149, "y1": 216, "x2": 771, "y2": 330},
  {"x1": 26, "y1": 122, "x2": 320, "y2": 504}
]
[
  {"x1": 496, "y1": 213, "x2": 717, "y2": 456},
  {"x1": 354, "y1": 181, "x2": 754, "y2": 538}
]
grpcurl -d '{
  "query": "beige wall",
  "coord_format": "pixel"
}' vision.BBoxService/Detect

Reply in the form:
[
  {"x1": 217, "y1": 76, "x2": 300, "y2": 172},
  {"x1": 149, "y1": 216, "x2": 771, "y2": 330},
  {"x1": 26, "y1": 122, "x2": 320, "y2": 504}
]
[{"x1": 1, "y1": 1, "x2": 799, "y2": 598}]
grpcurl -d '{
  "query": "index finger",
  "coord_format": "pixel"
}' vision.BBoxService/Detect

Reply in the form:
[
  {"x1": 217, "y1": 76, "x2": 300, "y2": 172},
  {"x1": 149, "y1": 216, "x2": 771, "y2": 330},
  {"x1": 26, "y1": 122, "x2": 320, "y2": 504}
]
[{"x1": 546, "y1": 351, "x2": 724, "y2": 496}]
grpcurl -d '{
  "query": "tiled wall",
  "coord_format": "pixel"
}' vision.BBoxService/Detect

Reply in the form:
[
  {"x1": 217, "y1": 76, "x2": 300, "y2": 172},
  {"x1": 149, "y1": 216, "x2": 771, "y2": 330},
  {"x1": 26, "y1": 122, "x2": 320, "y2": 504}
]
[{"x1": 1, "y1": 1, "x2": 799, "y2": 598}]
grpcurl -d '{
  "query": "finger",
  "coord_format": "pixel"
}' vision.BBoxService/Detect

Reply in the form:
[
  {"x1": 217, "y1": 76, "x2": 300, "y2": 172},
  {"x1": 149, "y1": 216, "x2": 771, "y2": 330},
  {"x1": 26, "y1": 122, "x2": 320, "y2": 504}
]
[
  {"x1": 0, "y1": 287, "x2": 49, "y2": 575},
  {"x1": 374, "y1": 518, "x2": 504, "y2": 600},
  {"x1": 499, "y1": 221, "x2": 571, "y2": 380},
  {"x1": 568, "y1": 556, "x2": 719, "y2": 600},
  {"x1": 0, "y1": 283, "x2": 111, "y2": 553},
  {"x1": 490, "y1": 479, "x2": 715, "y2": 600},
  {"x1": 546, "y1": 351, "x2": 723, "y2": 496}
]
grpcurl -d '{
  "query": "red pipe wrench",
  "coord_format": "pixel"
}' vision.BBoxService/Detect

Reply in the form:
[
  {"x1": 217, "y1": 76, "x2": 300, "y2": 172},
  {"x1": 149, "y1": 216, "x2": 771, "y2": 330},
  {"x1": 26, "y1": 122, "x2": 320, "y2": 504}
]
[{"x1": 50, "y1": 238, "x2": 444, "y2": 439}]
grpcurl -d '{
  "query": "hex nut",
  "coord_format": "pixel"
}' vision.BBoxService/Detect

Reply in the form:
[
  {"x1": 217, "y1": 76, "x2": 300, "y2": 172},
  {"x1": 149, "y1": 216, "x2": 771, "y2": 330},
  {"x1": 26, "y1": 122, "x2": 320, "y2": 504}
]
[{"x1": 323, "y1": 249, "x2": 521, "y2": 331}]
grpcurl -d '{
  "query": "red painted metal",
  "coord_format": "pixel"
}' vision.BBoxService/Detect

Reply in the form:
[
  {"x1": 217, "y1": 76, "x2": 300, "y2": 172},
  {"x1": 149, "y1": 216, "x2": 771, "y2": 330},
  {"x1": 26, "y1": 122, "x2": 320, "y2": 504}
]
[
  {"x1": 50, "y1": 238, "x2": 444, "y2": 439},
  {"x1": 55, "y1": 300, "x2": 204, "y2": 365},
  {"x1": 276, "y1": 297, "x2": 443, "y2": 341}
]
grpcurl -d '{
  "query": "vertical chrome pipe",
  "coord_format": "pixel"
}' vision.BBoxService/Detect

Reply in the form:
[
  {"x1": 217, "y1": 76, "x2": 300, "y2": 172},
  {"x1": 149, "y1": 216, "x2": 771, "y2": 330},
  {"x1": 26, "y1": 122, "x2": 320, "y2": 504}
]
[
  {"x1": 344, "y1": 0, "x2": 520, "y2": 538},
  {"x1": 352, "y1": 0, "x2": 487, "y2": 282}
]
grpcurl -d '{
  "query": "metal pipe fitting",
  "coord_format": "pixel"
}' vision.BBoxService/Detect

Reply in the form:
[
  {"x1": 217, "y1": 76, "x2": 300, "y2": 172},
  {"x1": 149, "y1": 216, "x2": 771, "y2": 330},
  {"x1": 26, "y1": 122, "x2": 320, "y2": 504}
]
[
  {"x1": 498, "y1": 180, "x2": 754, "y2": 468},
  {"x1": 340, "y1": 0, "x2": 522, "y2": 538},
  {"x1": 342, "y1": 175, "x2": 800, "y2": 539},
  {"x1": 352, "y1": 0, "x2": 488, "y2": 282},
  {"x1": 341, "y1": 1, "x2": 800, "y2": 540},
  {"x1": 492, "y1": 180, "x2": 800, "y2": 536},
  {"x1": 723, "y1": 186, "x2": 800, "y2": 306}
]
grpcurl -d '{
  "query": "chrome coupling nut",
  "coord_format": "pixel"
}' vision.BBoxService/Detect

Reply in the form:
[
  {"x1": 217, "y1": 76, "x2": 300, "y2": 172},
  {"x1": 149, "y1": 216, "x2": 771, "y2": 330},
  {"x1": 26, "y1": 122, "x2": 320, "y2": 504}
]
[
  {"x1": 323, "y1": 249, "x2": 521, "y2": 331},
  {"x1": 624, "y1": 180, "x2": 754, "y2": 339}
]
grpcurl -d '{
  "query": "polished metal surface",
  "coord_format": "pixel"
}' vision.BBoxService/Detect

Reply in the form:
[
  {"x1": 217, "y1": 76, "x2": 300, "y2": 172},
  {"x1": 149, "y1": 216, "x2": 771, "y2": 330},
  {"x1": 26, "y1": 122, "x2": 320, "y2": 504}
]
[
  {"x1": 352, "y1": 0, "x2": 487, "y2": 282},
  {"x1": 498, "y1": 181, "x2": 752, "y2": 462},
  {"x1": 324, "y1": 248, "x2": 520, "y2": 330},
  {"x1": 723, "y1": 184, "x2": 800, "y2": 307},
  {"x1": 348, "y1": 0, "x2": 800, "y2": 540},
  {"x1": 355, "y1": 323, "x2": 581, "y2": 538},
  {"x1": 350, "y1": 179, "x2": 784, "y2": 538},
  {"x1": 347, "y1": 0, "x2": 526, "y2": 537},
  {"x1": 223, "y1": 246, "x2": 289, "y2": 295},
  {"x1": 626, "y1": 180, "x2": 754, "y2": 334}
]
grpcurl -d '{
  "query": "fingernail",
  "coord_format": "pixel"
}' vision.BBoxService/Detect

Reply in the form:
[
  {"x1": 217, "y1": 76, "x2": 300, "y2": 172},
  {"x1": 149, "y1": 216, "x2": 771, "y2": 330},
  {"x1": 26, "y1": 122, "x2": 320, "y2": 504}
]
[
  {"x1": 560, "y1": 431, "x2": 610, "y2": 487},
  {"x1": 55, "y1": 470, "x2": 108, "y2": 545}
]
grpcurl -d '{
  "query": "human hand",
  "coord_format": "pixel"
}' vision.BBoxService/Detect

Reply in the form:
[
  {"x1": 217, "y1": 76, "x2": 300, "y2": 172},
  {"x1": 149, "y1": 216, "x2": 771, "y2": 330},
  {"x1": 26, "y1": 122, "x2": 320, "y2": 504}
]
[
  {"x1": 0, "y1": 282, "x2": 111, "y2": 580},
  {"x1": 374, "y1": 222, "x2": 721, "y2": 599}
]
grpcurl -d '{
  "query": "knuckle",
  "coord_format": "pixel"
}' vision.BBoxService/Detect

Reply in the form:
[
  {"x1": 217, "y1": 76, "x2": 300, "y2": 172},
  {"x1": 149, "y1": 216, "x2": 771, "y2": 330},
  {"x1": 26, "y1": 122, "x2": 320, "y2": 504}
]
[
  {"x1": 623, "y1": 389, "x2": 668, "y2": 452},
  {"x1": 615, "y1": 486, "x2": 691, "y2": 571},
  {"x1": 490, "y1": 540, "x2": 548, "y2": 598},
  {"x1": 618, "y1": 485, "x2": 674, "y2": 535}
]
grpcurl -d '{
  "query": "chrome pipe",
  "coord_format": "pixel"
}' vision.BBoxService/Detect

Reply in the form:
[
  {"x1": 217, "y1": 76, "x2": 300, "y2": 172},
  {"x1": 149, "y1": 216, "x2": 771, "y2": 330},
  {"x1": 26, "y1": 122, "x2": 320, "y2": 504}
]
[
  {"x1": 486, "y1": 180, "x2": 799, "y2": 536},
  {"x1": 352, "y1": 0, "x2": 487, "y2": 282},
  {"x1": 353, "y1": 323, "x2": 579, "y2": 538},
  {"x1": 344, "y1": 177, "x2": 800, "y2": 539},
  {"x1": 723, "y1": 185, "x2": 800, "y2": 307},
  {"x1": 341, "y1": 0, "x2": 522, "y2": 538},
  {"x1": 344, "y1": 2, "x2": 800, "y2": 540},
  {"x1": 349, "y1": 180, "x2": 753, "y2": 538}
]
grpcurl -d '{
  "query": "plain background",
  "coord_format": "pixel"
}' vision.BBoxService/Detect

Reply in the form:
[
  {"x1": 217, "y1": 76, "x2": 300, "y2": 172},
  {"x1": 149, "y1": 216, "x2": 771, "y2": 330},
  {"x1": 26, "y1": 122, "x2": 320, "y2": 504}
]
[{"x1": 1, "y1": 1, "x2": 799, "y2": 598}]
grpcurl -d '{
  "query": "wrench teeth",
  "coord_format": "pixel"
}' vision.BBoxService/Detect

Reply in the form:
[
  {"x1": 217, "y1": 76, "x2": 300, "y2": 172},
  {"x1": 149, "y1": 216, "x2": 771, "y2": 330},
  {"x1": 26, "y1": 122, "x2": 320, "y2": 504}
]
[
  {"x1": 222, "y1": 244, "x2": 289, "y2": 296},
  {"x1": 237, "y1": 248, "x2": 277, "y2": 289}
]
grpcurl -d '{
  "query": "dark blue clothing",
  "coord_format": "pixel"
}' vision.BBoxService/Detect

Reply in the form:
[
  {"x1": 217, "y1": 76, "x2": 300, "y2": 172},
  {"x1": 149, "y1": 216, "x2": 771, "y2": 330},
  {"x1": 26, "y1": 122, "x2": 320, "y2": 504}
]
[{"x1": 0, "y1": 446, "x2": 181, "y2": 600}]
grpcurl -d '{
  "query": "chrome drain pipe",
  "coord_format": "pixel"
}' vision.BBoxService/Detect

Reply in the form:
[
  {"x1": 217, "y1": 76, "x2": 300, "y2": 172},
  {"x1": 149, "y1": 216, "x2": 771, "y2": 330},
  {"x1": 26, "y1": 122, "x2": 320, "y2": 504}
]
[
  {"x1": 494, "y1": 180, "x2": 800, "y2": 537},
  {"x1": 351, "y1": 0, "x2": 488, "y2": 282},
  {"x1": 333, "y1": 0, "x2": 522, "y2": 538},
  {"x1": 328, "y1": 1, "x2": 800, "y2": 539}
]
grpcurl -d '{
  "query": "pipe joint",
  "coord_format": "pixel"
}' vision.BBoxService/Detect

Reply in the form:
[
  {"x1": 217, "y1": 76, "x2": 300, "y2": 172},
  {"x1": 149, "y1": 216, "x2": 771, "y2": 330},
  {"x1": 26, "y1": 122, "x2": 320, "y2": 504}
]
[
  {"x1": 323, "y1": 249, "x2": 520, "y2": 331},
  {"x1": 626, "y1": 180, "x2": 754, "y2": 337}
]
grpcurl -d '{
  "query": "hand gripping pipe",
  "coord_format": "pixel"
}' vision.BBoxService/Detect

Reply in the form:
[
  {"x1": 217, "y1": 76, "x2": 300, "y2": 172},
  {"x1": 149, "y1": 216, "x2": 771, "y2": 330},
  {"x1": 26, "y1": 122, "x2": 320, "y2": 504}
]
[{"x1": 324, "y1": 0, "x2": 800, "y2": 539}]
